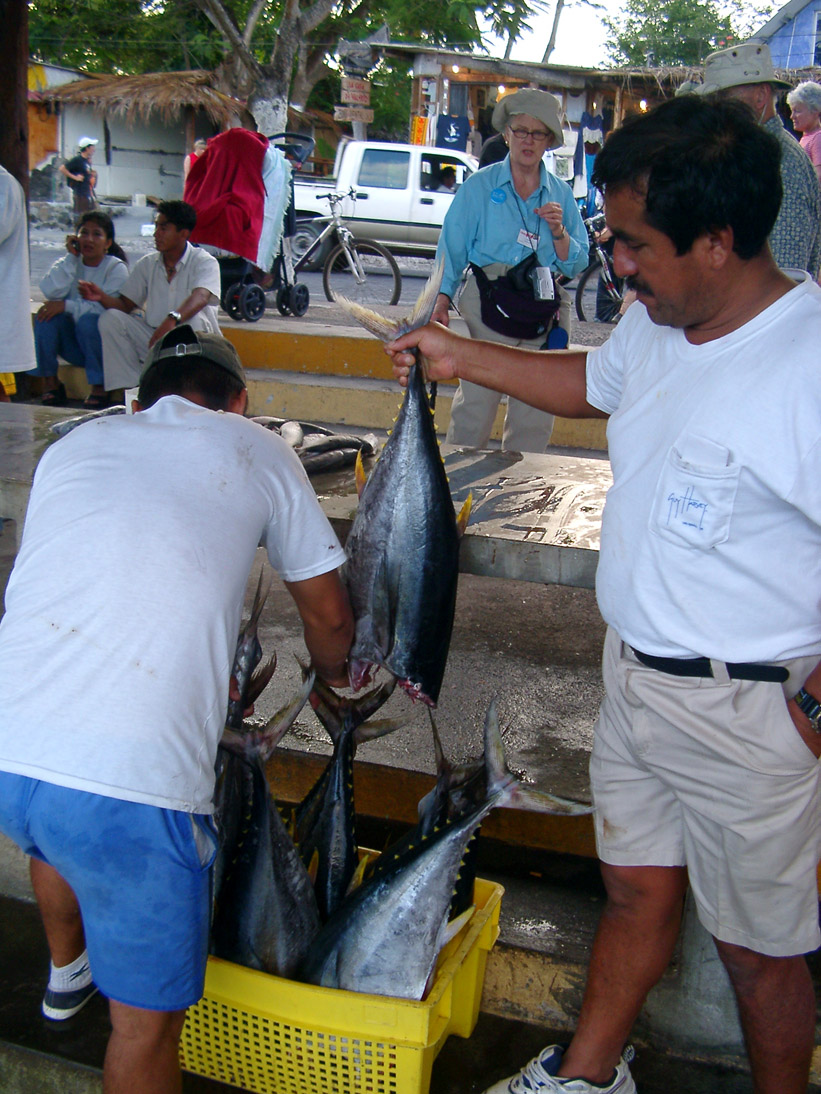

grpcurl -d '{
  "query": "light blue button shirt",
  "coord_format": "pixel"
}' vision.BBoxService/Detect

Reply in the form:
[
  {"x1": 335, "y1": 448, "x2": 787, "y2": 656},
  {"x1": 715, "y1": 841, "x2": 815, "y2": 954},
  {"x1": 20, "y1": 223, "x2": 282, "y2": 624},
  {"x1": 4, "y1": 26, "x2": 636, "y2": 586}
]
[{"x1": 436, "y1": 156, "x2": 589, "y2": 299}]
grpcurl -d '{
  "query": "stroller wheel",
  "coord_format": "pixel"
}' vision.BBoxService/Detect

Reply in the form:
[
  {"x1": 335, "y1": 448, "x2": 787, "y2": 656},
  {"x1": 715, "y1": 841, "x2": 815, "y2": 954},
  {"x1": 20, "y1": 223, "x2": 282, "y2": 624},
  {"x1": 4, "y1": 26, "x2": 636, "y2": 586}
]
[
  {"x1": 239, "y1": 283, "x2": 266, "y2": 322},
  {"x1": 276, "y1": 286, "x2": 292, "y2": 316},
  {"x1": 223, "y1": 281, "x2": 243, "y2": 320},
  {"x1": 290, "y1": 283, "x2": 310, "y2": 317}
]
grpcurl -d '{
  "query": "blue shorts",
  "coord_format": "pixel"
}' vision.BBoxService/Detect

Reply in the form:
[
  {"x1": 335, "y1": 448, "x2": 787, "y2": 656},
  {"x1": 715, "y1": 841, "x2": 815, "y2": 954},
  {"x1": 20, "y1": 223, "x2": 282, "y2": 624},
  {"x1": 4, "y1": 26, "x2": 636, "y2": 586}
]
[{"x1": 0, "y1": 773, "x2": 217, "y2": 1011}]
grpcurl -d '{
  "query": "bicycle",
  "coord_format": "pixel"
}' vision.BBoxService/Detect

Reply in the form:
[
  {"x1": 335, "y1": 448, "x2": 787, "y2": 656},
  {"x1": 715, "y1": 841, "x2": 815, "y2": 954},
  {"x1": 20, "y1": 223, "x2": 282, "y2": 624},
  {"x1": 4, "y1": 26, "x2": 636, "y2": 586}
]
[
  {"x1": 286, "y1": 188, "x2": 402, "y2": 310},
  {"x1": 574, "y1": 213, "x2": 625, "y2": 323}
]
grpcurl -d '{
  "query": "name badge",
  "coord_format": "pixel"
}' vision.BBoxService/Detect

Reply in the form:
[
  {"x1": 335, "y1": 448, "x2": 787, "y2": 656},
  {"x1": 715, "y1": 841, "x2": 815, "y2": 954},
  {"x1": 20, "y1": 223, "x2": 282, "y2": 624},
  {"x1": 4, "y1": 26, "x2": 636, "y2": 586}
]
[{"x1": 517, "y1": 228, "x2": 539, "y2": 248}]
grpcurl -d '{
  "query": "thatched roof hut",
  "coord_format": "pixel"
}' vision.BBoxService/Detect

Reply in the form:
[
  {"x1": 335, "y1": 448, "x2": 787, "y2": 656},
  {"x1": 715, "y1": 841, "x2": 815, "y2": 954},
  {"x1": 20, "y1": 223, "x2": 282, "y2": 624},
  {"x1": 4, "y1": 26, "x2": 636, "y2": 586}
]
[{"x1": 40, "y1": 70, "x2": 247, "y2": 131}]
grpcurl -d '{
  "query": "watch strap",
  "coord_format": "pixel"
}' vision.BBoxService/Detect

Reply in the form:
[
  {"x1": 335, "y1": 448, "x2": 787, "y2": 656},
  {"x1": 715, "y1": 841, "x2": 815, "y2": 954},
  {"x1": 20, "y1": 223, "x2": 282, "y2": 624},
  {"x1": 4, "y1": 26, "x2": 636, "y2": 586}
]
[{"x1": 794, "y1": 687, "x2": 821, "y2": 730}]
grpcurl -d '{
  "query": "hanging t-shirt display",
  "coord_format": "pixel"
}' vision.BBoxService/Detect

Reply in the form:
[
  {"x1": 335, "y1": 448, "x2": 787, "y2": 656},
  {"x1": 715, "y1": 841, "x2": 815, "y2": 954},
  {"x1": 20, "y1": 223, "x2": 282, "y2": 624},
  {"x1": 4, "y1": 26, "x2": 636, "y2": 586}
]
[{"x1": 436, "y1": 115, "x2": 470, "y2": 152}]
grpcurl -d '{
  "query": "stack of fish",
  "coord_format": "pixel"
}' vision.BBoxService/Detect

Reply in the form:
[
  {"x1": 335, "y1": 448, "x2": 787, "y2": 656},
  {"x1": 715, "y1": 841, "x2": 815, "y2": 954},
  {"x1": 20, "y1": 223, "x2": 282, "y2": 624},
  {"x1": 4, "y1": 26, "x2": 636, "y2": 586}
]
[{"x1": 209, "y1": 268, "x2": 592, "y2": 1001}]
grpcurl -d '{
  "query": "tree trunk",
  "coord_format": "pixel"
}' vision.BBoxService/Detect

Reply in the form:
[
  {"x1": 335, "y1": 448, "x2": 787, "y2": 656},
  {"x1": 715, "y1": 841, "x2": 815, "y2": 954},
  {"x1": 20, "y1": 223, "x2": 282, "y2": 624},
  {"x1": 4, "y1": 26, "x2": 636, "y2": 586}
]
[
  {"x1": 541, "y1": 0, "x2": 565, "y2": 64},
  {"x1": 0, "y1": 0, "x2": 29, "y2": 194}
]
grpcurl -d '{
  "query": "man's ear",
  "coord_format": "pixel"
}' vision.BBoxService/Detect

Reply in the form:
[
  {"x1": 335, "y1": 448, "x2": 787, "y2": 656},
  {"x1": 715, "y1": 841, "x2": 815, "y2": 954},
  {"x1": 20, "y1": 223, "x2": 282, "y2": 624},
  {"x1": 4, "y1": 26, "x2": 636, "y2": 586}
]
[
  {"x1": 701, "y1": 226, "x2": 735, "y2": 271},
  {"x1": 228, "y1": 388, "x2": 249, "y2": 417}
]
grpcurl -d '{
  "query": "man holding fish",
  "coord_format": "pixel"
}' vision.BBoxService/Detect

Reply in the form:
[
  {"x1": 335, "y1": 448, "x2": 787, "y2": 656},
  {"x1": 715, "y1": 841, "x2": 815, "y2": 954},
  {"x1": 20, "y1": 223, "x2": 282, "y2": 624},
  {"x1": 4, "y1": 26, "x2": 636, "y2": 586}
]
[
  {"x1": 0, "y1": 326, "x2": 353, "y2": 1092},
  {"x1": 389, "y1": 95, "x2": 821, "y2": 1094}
]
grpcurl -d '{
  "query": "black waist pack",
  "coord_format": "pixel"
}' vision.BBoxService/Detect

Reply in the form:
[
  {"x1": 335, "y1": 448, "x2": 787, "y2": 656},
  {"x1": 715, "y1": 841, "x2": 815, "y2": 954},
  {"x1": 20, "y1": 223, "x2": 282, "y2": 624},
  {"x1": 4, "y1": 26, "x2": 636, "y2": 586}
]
[{"x1": 470, "y1": 253, "x2": 561, "y2": 340}]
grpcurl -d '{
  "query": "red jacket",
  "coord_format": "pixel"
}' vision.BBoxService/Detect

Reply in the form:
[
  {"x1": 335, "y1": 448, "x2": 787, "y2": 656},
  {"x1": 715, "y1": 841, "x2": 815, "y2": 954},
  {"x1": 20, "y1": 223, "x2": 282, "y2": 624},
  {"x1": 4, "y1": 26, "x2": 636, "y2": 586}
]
[{"x1": 184, "y1": 129, "x2": 268, "y2": 264}]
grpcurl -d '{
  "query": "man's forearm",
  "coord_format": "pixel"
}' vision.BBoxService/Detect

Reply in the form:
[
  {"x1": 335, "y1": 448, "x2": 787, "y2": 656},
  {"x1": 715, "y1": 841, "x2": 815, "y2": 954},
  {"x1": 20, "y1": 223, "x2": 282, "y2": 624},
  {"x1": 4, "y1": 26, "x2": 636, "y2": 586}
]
[{"x1": 451, "y1": 339, "x2": 603, "y2": 419}]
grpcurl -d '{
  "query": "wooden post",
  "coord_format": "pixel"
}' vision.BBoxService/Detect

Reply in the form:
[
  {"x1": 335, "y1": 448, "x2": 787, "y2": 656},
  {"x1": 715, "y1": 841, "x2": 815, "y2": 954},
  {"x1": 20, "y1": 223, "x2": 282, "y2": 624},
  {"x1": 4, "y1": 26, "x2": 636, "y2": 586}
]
[{"x1": 0, "y1": 0, "x2": 29, "y2": 197}]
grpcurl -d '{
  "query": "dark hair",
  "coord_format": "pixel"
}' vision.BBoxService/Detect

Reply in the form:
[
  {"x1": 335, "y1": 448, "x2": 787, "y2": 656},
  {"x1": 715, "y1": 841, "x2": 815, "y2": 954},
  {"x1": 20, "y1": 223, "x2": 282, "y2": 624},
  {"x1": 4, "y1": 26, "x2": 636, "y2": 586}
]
[
  {"x1": 76, "y1": 210, "x2": 128, "y2": 263},
  {"x1": 156, "y1": 199, "x2": 197, "y2": 233},
  {"x1": 137, "y1": 329, "x2": 244, "y2": 412},
  {"x1": 591, "y1": 95, "x2": 782, "y2": 259}
]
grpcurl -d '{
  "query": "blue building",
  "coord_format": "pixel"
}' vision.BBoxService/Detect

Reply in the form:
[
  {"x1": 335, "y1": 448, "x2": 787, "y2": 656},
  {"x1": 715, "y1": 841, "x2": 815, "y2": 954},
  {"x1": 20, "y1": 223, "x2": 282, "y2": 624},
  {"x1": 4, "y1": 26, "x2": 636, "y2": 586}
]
[{"x1": 755, "y1": 0, "x2": 821, "y2": 68}]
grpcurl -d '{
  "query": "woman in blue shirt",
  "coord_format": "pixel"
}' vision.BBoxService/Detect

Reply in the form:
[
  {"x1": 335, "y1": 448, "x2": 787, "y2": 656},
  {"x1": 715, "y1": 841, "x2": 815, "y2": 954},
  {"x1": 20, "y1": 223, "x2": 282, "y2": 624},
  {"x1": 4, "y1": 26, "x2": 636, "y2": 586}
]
[{"x1": 431, "y1": 89, "x2": 588, "y2": 453}]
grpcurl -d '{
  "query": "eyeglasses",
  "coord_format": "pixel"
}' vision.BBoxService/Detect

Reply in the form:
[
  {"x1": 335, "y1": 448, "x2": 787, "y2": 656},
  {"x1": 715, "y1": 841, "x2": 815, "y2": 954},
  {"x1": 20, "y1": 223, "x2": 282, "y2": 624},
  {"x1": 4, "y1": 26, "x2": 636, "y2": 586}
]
[{"x1": 508, "y1": 127, "x2": 551, "y2": 142}]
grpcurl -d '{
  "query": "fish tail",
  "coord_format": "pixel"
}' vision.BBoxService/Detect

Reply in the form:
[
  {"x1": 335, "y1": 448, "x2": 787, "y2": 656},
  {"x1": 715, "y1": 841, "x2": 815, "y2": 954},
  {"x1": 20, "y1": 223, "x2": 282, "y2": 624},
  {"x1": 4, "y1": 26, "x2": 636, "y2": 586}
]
[{"x1": 456, "y1": 492, "x2": 472, "y2": 536}]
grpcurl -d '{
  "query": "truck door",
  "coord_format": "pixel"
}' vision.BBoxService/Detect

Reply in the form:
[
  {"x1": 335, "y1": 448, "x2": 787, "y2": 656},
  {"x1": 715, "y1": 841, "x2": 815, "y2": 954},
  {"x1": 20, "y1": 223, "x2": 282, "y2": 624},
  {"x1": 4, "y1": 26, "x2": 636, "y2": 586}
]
[
  {"x1": 411, "y1": 153, "x2": 474, "y2": 248},
  {"x1": 349, "y1": 147, "x2": 412, "y2": 245}
]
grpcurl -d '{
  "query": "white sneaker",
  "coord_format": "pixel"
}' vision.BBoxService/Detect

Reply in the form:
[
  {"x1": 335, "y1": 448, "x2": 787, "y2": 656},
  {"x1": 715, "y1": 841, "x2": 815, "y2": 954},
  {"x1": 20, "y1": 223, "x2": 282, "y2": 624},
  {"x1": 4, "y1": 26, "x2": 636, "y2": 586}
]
[{"x1": 482, "y1": 1044, "x2": 637, "y2": 1094}]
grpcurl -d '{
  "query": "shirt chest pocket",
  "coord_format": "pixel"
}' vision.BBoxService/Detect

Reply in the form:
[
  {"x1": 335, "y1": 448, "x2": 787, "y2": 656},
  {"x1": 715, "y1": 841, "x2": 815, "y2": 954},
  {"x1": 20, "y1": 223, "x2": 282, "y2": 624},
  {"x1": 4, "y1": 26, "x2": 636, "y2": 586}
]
[{"x1": 649, "y1": 436, "x2": 740, "y2": 551}]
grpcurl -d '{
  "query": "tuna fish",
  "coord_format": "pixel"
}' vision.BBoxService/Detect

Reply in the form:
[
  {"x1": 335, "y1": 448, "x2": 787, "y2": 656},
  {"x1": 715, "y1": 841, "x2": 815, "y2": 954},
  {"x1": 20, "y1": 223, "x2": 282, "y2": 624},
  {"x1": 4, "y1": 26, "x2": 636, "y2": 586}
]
[
  {"x1": 298, "y1": 699, "x2": 592, "y2": 999},
  {"x1": 211, "y1": 569, "x2": 321, "y2": 977},
  {"x1": 294, "y1": 674, "x2": 398, "y2": 921},
  {"x1": 337, "y1": 263, "x2": 471, "y2": 706}
]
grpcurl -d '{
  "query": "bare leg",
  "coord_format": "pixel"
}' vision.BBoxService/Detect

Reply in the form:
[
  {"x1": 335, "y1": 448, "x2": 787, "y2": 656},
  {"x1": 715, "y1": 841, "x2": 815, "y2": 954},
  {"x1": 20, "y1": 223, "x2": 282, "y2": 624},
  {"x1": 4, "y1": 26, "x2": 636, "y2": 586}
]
[
  {"x1": 29, "y1": 858, "x2": 86, "y2": 967},
  {"x1": 559, "y1": 863, "x2": 688, "y2": 1082},
  {"x1": 715, "y1": 940, "x2": 814, "y2": 1094},
  {"x1": 104, "y1": 1000, "x2": 187, "y2": 1094}
]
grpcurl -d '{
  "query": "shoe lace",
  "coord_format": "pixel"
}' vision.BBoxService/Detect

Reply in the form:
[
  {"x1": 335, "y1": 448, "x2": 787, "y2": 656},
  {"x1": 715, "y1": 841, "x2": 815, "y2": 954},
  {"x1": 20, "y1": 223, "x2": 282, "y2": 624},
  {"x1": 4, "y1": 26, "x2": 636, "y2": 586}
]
[{"x1": 509, "y1": 1052, "x2": 562, "y2": 1092}]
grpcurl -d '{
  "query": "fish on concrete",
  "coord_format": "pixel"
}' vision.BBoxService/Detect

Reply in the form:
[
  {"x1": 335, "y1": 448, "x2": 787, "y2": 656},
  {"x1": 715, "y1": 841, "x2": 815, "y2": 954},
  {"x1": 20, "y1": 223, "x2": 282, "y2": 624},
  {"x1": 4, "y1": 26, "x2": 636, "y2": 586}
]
[
  {"x1": 298, "y1": 699, "x2": 592, "y2": 1000},
  {"x1": 337, "y1": 263, "x2": 471, "y2": 706},
  {"x1": 249, "y1": 417, "x2": 378, "y2": 476},
  {"x1": 49, "y1": 404, "x2": 126, "y2": 437}
]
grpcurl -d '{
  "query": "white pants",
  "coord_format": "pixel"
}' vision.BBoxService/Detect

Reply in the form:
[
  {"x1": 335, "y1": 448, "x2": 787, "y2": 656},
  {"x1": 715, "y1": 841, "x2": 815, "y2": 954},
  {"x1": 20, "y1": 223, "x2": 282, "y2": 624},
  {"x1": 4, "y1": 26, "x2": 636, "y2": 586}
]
[
  {"x1": 446, "y1": 266, "x2": 572, "y2": 454},
  {"x1": 100, "y1": 309, "x2": 215, "y2": 391}
]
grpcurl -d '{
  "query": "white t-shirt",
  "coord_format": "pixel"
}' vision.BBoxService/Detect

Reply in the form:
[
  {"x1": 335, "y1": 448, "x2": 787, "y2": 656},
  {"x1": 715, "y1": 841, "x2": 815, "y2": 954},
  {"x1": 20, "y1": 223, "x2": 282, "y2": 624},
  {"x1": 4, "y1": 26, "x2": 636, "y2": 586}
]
[
  {"x1": 0, "y1": 167, "x2": 36, "y2": 373},
  {"x1": 40, "y1": 252, "x2": 129, "y2": 320},
  {"x1": 0, "y1": 397, "x2": 346, "y2": 813},
  {"x1": 586, "y1": 279, "x2": 821, "y2": 661},
  {"x1": 120, "y1": 243, "x2": 221, "y2": 330}
]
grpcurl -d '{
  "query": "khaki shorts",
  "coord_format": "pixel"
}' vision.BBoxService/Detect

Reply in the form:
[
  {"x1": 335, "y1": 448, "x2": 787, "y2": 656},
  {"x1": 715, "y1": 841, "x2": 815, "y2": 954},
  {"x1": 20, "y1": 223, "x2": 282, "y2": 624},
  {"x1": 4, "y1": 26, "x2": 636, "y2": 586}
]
[{"x1": 591, "y1": 627, "x2": 821, "y2": 957}]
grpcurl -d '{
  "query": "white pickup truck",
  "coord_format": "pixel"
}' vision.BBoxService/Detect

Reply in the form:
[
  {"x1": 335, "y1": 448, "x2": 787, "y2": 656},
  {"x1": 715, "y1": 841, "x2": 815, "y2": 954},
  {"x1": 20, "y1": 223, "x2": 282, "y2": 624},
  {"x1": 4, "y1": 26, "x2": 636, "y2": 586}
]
[{"x1": 291, "y1": 139, "x2": 478, "y2": 268}]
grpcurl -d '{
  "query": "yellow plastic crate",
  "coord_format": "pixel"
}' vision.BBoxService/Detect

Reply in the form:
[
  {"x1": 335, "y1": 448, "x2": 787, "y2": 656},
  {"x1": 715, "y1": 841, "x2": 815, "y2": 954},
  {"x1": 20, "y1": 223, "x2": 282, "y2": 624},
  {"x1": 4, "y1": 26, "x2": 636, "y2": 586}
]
[{"x1": 180, "y1": 876, "x2": 503, "y2": 1094}]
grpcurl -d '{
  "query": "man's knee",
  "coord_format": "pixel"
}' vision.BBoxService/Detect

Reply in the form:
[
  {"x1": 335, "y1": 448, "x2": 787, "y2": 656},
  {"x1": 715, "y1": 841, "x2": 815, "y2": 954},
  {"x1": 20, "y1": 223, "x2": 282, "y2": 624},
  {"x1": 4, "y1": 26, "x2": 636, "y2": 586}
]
[
  {"x1": 109, "y1": 999, "x2": 187, "y2": 1044},
  {"x1": 98, "y1": 309, "x2": 128, "y2": 339},
  {"x1": 600, "y1": 862, "x2": 688, "y2": 919},
  {"x1": 713, "y1": 938, "x2": 804, "y2": 991}
]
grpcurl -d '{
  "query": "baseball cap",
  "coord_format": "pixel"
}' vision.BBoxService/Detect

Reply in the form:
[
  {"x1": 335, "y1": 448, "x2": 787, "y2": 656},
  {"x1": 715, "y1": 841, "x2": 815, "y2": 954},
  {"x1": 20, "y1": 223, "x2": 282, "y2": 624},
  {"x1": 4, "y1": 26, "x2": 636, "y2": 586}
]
[
  {"x1": 140, "y1": 326, "x2": 246, "y2": 386},
  {"x1": 695, "y1": 41, "x2": 792, "y2": 95},
  {"x1": 78, "y1": 136, "x2": 99, "y2": 149}
]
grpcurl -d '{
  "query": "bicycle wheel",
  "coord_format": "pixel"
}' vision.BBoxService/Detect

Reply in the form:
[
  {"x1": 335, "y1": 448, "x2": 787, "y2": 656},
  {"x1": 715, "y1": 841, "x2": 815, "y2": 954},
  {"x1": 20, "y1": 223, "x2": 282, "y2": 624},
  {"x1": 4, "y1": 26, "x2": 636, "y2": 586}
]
[
  {"x1": 323, "y1": 239, "x2": 401, "y2": 307},
  {"x1": 575, "y1": 261, "x2": 624, "y2": 323}
]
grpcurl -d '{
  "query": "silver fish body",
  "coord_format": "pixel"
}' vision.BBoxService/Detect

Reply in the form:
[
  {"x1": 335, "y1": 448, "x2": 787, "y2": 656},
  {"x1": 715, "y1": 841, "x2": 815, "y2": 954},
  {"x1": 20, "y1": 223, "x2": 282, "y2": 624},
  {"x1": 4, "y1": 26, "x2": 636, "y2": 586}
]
[{"x1": 344, "y1": 360, "x2": 460, "y2": 706}]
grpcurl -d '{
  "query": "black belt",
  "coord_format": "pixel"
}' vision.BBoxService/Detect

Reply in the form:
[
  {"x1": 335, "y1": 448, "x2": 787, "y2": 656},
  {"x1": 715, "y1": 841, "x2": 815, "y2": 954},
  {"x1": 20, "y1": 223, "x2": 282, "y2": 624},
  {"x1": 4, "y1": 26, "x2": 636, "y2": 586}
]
[{"x1": 631, "y1": 648, "x2": 789, "y2": 684}]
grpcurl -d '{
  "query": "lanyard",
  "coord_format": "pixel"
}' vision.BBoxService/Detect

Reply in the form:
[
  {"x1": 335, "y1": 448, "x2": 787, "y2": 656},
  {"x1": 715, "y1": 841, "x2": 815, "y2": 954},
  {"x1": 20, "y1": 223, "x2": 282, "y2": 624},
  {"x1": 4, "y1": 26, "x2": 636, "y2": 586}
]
[{"x1": 511, "y1": 187, "x2": 541, "y2": 253}]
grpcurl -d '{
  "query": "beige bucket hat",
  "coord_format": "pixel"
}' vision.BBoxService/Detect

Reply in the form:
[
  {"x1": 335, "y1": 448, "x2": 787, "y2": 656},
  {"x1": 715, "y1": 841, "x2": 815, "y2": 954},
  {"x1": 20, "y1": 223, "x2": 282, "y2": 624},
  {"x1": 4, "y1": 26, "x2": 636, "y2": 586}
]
[
  {"x1": 695, "y1": 40, "x2": 792, "y2": 95},
  {"x1": 491, "y1": 89, "x2": 564, "y2": 147}
]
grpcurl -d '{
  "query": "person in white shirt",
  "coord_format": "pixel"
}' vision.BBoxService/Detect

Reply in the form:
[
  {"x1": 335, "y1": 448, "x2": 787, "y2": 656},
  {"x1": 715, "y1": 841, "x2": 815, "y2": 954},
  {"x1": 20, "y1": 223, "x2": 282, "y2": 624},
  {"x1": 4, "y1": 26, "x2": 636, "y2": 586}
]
[
  {"x1": 0, "y1": 166, "x2": 36, "y2": 395},
  {"x1": 388, "y1": 95, "x2": 821, "y2": 1094},
  {"x1": 81, "y1": 199, "x2": 221, "y2": 392},
  {"x1": 0, "y1": 327, "x2": 354, "y2": 1094},
  {"x1": 30, "y1": 210, "x2": 128, "y2": 409}
]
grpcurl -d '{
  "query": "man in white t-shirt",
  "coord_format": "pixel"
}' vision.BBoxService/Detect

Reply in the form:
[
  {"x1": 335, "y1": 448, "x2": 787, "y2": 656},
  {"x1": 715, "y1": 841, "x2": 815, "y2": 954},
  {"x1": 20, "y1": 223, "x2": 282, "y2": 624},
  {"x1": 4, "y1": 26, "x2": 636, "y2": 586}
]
[
  {"x1": 0, "y1": 166, "x2": 36, "y2": 393},
  {"x1": 388, "y1": 95, "x2": 821, "y2": 1094},
  {"x1": 80, "y1": 199, "x2": 221, "y2": 391},
  {"x1": 0, "y1": 327, "x2": 354, "y2": 1093}
]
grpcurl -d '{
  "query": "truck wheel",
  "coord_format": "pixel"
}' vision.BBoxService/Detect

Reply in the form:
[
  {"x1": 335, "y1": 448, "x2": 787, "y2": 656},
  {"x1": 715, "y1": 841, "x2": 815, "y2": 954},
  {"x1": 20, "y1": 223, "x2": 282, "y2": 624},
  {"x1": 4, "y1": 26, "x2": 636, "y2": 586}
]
[
  {"x1": 323, "y1": 239, "x2": 401, "y2": 307},
  {"x1": 291, "y1": 220, "x2": 327, "y2": 272}
]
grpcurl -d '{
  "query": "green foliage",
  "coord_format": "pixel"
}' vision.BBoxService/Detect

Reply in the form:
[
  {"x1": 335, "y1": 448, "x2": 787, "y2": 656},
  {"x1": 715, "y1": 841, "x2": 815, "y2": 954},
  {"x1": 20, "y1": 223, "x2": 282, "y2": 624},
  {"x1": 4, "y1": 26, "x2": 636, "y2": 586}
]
[
  {"x1": 28, "y1": 0, "x2": 228, "y2": 72},
  {"x1": 604, "y1": 0, "x2": 737, "y2": 66}
]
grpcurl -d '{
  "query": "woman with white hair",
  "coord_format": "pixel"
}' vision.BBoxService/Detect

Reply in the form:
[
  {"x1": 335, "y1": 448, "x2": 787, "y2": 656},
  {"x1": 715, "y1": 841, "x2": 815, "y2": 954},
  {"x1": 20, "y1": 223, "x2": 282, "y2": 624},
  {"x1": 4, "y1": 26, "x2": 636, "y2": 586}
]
[
  {"x1": 430, "y1": 88, "x2": 588, "y2": 454},
  {"x1": 787, "y1": 81, "x2": 821, "y2": 183}
]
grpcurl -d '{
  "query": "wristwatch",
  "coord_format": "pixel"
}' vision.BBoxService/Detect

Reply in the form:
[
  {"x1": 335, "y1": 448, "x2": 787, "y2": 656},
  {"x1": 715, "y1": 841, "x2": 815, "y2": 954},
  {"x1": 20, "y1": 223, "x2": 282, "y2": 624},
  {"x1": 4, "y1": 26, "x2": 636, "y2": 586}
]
[
  {"x1": 552, "y1": 225, "x2": 567, "y2": 241},
  {"x1": 794, "y1": 687, "x2": 821, "y2": 732},
  {"x1": 168, "y1": 310, "x2": 182, "y2": 325}
]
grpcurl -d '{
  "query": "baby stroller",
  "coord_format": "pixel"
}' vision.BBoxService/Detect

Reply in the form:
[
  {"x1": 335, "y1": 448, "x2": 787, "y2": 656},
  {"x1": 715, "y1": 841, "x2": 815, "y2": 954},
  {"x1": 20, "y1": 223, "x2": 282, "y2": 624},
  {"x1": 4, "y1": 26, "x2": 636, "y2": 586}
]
[{"x1": 184, "y1": 129, "x2": 315, "y2": 321}]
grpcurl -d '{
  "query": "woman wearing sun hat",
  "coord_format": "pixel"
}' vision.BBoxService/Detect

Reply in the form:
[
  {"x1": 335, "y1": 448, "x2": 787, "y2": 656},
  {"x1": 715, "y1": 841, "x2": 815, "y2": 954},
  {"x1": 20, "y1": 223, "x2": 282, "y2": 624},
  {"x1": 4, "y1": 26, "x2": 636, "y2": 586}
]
[{"x1": 430, "y1": 88, "x2": 588, "y2": 453}]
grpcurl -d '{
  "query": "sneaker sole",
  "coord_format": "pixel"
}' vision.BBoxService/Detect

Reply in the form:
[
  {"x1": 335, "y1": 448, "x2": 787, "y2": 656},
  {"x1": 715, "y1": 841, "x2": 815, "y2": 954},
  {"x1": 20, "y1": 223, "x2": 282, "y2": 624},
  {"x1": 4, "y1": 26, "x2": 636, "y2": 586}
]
[{"x1": 42, "y1": 984, "x2": 99, "y2": 1020}]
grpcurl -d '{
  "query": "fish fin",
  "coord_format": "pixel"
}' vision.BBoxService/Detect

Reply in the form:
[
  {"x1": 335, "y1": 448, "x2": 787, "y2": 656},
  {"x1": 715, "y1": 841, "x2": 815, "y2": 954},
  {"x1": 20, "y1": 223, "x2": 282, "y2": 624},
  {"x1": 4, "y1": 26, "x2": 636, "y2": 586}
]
[
  {"x1": 354, "y1": 449, "x2": 368, "y2": 498},
  {"x1": 247, "y1": 652, "x2": 277, "y2": 705},
  {"x1": 247, "y1": 566, "x2": 273, "y2": 631},
  {"x1": 307, "y1": 847, "x2": 320, "y2": 885},
  {"x1": 334, "y1": 296, "x2": 402, "y2": 341},
  {"x1": 352, "y1": 715, "x2": 403, "y2": 746},
  {"x1": 255, "y1": 670, "x2": 315, "y2": 761},
  {"x1": 440, "y1": 904, "x2": 474, "y2": 946},
  {"x1": 506, "y1": 784, "x2": 595, "y2": 817},
  {"x1": 405, "y1": 258, "x2": 445, "y2": 331},
  {"x1": 345, "y1": 852, "x2": 373, "y2": 896},
  {"x1": 456, "y1": 492, "x2": 472, "y2": 537}
]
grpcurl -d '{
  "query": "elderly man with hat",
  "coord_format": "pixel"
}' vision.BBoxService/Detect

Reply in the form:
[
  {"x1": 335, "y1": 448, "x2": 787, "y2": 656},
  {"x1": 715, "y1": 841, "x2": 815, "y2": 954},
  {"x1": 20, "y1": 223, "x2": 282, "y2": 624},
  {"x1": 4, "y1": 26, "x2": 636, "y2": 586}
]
[
  {"x1": 0, "y1": 324, "x2": 354, "y2": 1093},
  {"x1": 59, "y1": 137, "x2": 98, "y2": 213},
  {"x1": 695, "y1": 40, "x2": 821, "y2": 277},
  {"x1": 429, "y1": 87, "x2": 588, "y2": 454}
]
